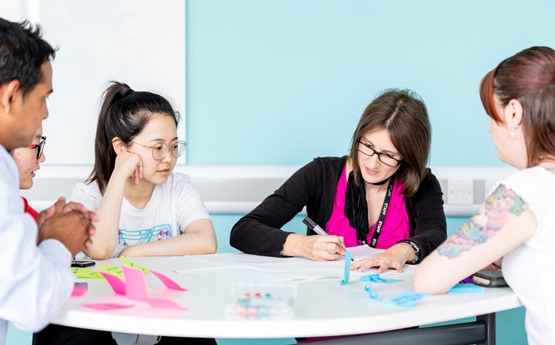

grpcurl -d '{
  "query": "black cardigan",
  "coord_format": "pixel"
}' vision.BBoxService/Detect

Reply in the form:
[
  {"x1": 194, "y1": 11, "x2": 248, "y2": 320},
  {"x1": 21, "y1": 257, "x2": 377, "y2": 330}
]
[{"x1": 230, "y1": 156, "x2": 447, "y2": 262}]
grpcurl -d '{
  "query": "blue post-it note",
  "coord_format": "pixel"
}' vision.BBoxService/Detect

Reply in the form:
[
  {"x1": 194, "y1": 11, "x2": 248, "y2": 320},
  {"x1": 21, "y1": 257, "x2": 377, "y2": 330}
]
[
  {"x1": 340, "y1": 251, "x2": 352, "y2": 286},
  {"x1": 448, "y1": 283, "x2": 486, "y2": 294},
  {"x1": 360, "y1": 274, "x2": 402, "y2": 283},
  {"x1": 383, "y1": 291, "x2": 431, "y2": 308}
]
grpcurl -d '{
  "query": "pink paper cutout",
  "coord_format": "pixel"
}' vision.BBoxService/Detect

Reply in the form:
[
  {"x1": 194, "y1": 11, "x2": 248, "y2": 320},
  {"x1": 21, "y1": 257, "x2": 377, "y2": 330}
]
[
  {"x1": 71, "y1": 285, "x2": 87, "y2": 297},
  {"x1": 150, "y1": 270, "x2": 188, "y2": 291},
  {"x1": 95, "y1": 264, "x2": 187, "y2": 311},
  {"x1": 143, "y1": 298, "x2": 188, "y2": 310},
  {"x1": 99, "y1": 271, "x2": 126, "y2": 295},
  {"x1": 83, "y1": 303, "x2": 134, "y2": 311},
  {"x1": 122, "y1": 265, "x2": 149, "y2": 299}
]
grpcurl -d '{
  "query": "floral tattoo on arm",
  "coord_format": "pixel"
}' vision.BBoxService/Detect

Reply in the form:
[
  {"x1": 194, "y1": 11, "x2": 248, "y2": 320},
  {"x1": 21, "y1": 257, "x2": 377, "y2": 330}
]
[{"x1": 438, "y1": 184, "x2": 526, "y2": 258}]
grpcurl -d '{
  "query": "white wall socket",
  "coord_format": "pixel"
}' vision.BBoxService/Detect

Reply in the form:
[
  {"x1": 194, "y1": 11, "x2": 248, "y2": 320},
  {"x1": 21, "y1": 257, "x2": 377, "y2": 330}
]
[{"x1": 447, "y1": 180, "x2": 474, "y2": 205}]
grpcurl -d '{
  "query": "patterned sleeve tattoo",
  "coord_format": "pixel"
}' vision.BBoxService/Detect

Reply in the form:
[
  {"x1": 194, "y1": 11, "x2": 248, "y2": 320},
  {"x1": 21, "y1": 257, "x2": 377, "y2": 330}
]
[{"x1": 437, "y1": 184, "x2": 526, "y2": 258}]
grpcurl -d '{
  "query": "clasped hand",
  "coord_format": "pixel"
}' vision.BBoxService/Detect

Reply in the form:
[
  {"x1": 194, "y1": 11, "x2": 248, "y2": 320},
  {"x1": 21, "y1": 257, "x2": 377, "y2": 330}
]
[{"x1": 37, "y1": 197, "x2": 98, "y2": 257}]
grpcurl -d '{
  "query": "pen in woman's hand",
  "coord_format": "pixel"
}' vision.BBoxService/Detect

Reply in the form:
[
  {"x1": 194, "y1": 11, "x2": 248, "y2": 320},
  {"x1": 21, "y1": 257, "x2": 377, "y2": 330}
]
[
  {"x1": 303, "y1": 216, "x2": 353, "y2": 261},
  {"x1": 302, "y1": 216, "x2": 327, "y2": 236}
]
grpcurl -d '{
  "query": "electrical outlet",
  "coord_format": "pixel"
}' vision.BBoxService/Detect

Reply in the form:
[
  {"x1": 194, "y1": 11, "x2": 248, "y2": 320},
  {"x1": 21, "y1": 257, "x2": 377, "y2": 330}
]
[{"x1": 447, "y1": 180, "x2": 474, "y2": 205}]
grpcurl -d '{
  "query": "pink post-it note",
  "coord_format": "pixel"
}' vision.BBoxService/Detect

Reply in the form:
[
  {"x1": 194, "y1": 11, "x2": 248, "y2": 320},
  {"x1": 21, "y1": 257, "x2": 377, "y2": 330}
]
[
  {"x1": 122, "y1": 265, "x2": 149, "y2": 299},
  {"x1": 99, "y1": 271, "x2": 126, "y2": 295},
  {"x1": 71, "y1": 283, "x2": 88, "y2": 297},
  {"x1": 83, "y1": 303, "x2": 134, "y2": 311},
  {"x1": 151, "y1": 270, "x2": 188, "y2": 291},
  {"x1": 143, "y1": 298, "x2": 188, "y2": 310}
]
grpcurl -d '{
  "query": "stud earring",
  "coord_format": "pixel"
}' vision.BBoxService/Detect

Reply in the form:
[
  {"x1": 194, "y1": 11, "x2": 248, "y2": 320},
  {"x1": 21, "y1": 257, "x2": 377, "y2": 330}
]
[{"x1": 510, "y1": 125, "x2": 519, "y2": 138}]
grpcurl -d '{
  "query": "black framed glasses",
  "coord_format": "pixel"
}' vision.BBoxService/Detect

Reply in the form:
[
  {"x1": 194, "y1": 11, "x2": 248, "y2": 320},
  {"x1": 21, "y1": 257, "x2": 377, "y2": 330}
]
[
  {"x1": 355, "y1": 138, "x2": 402, "y2": 167},
  {"x1": 29, "y1": 136, "x2": 46, "y2": 160},
  {"x1": 132, "y1": 140, "x2": 187, "y2": 161}
]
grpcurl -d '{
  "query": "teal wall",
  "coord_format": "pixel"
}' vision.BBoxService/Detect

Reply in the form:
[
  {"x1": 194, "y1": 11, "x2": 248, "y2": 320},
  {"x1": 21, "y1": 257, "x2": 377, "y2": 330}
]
[
  {"x1": 10, "y1": 0, "x2": 554, "y2": 343},
  {"x1": 186, "y1": 0, "x2": 555, "y2": 167},
  {"x1": 187, "y1": 1, "x2": 551, "y2": 341}
]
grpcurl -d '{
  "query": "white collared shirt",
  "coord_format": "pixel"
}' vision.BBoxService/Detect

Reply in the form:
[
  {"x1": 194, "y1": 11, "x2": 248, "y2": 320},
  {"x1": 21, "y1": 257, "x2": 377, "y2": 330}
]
[{"x1": 0, "y1": 145, "x2": 73, "y2": 345}]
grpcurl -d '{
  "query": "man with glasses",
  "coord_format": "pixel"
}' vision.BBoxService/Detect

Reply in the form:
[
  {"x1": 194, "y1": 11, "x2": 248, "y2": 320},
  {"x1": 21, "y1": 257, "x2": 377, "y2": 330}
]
[
  {"x1": 30, "y1": 136, "x2": 47, "y2": 160},
  {"x1": 10, "y1": 126, "x2": 47, "y2": 219},
  {"x1": 0, "y1": 18, "x2": 97, "y2": 344}
]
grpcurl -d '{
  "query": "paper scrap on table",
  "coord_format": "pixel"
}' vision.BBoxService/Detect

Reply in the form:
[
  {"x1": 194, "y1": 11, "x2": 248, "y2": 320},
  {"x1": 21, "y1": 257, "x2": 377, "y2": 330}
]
[
  {"x1": 142, "y1": 298, "x2": 187, "y2": 310},
  {"x1": 119, "y1": 256, "x2": 149, "y2": 274},
  {"x1": 99, "y1": 271, "x2": 126, "y2": 295},
  {"x1": 360, "y1": 274, "x2": 402, "y2": 283},
  {"x1": 150, "y1": 270, "x2": 188, "y2": 291},
  {"x1": 97, "y1": 265, "x2": 124, "y2": 279},
  {"x1": 96, "y1": 258, "x2": 149, "y2": 280},
  {"x1": 340, "y1": 251, "x2": 352, "y2": 285},
  {"x1": 448, "y1": 283, "x2": 486, "y2": 294},
  {"x1": 175, "y1": 254, "x2": 366, "y2": 283},
  {"x1": 83, "y1": 303, "x2": 134, "y2": 311},
  {"x1": 71, "y1": 284, "x2": 87, "y2": 297},
  {"x1": 71, "y1": 267, "x2": 103, "y2": 279},
  {"x1": 98, "y1": 264, "x2": 188, "y2": 310},
  {"x1": 363, "y1": 284, "x2": 380, "y2": 300},
  {"x1": 383, "y1": 291, "x2": 431, "y2": 308},
  {"x1": 382, "y1": 283, "x2": 485, "y2": 308},
  {"x1": 122, "y1": 265, "x2": 149, "y2": 299}
]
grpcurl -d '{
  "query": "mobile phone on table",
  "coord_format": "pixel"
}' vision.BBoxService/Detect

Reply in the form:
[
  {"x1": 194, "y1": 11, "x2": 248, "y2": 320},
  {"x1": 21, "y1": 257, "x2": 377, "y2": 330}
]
[
  {"x1": 472, "y1": 269, "x2": 508, "y2": 287},
  {"x1": 71, "y1": 260, "x2": 95, "y2": 268}
]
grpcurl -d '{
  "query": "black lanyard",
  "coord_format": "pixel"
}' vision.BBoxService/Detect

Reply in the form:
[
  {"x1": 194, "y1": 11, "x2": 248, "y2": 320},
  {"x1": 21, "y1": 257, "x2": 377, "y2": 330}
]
[{"x1": 367, "y1": 178, "x2": 394, "y2": 248}]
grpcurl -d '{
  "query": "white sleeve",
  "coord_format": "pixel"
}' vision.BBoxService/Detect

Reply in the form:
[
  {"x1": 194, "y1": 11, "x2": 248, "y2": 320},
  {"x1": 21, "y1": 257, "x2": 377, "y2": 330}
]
[
  {"x1": 70, "y1": 181, "x2": 102, "y2": 212},
  {"x1": 502, "y1": 167, "x2": 555, "y2": 238},
  {"x1": 173, "y1": 174, "x2": 211, "y2": 233},
  {"x1": 0, "y1": 168, "x2": 73, "y2": 332}
]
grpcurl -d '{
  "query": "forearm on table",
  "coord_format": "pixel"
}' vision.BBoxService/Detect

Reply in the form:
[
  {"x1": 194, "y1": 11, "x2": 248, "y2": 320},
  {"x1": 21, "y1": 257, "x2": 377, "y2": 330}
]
[
  {"x1": 84, "y1": 176, "x2": 126, "y2": 259},
  {"x1": 122, "y1": 234, "x2": 211, "y2": 257},
  {"x1": 415, "y1": 204, "x2": 536, "y2": 293},
  {"x1": 230, "y1": 217, "x2": 291, "y2": 256},
  {"x1": 280, "y1": 233, "x2": 307, "y2": 257}
]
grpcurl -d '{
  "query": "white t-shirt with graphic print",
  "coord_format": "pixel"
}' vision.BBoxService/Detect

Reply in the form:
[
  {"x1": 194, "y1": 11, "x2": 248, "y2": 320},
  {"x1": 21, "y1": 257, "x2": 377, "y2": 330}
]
[{"x1": 72, "y1": 172, "x2": 210, "y2": 258}]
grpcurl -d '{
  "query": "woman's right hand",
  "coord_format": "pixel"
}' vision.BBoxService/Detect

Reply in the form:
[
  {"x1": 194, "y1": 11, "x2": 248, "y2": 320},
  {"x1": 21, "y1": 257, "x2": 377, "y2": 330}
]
[
  {"x1": 281, "y1": 233, "x2": 346, "y2": 261},
  {"x1": 113, "y1": 150, "x2": 143, "y2": 184}
]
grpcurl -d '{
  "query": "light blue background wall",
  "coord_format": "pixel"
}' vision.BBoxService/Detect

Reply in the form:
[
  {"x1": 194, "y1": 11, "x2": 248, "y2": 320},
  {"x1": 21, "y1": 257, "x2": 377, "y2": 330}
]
[
  {"x1": 185, "y1": 0, "x2": 551, "y2": 344},
  {"x1": 186, "y1": 0, "x2": 555, "y2": 167},
  {"x1": 9, "y1": 0, "x2": 555, "y2": 343}
]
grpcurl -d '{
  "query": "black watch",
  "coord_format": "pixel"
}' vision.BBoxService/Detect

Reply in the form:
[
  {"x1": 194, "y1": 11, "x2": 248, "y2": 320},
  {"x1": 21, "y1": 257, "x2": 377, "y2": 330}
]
[{"x1": 397, "y1": 240, "x2": 420, "y2": 264}]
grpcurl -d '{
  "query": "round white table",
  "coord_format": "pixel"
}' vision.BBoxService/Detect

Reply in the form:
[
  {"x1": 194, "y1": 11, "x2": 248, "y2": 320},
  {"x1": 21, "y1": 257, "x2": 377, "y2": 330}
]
[{"x1": 55, "y1": 253, "x2": 521, "y2": 343}]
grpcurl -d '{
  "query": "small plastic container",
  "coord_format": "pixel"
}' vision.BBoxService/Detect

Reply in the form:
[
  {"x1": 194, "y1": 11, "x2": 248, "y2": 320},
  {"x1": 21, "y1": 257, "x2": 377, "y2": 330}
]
[{"x1": 225, "y1": 283, "x2": 296, "y2": 319}]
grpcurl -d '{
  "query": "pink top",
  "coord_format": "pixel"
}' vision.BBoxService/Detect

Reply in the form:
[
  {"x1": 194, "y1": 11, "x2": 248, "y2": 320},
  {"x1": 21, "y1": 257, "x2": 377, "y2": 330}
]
[{"x1": 325, "y1": 166, "x2": 410, "y2": 248}]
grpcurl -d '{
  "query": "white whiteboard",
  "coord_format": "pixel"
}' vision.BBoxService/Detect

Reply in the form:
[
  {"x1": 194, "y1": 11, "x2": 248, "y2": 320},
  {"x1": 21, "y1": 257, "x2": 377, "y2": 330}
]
[{"x1": 1, "y1": 0, "x2": 186, "y2": 165}]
